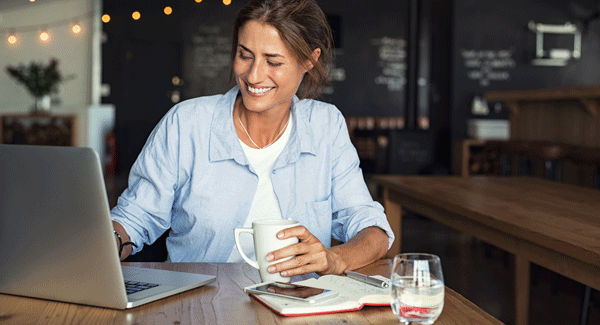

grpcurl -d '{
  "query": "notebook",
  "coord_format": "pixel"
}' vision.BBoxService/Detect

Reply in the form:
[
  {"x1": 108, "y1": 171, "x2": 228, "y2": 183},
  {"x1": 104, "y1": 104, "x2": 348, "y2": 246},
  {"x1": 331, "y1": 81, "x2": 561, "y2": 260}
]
[
  {"x1": 0, "y1": 144, "x2": 216, "y2": 309},
  {"x1": 246, "y1": 274, "x2": 391, "y2": 316}
]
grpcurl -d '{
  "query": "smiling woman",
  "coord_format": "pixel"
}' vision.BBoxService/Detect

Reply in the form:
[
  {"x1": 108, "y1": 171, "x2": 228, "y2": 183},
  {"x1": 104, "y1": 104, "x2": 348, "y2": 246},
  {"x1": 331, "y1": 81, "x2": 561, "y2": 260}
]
[{"x1": 110, "y1": 0, "x2": 394, "y2": 280}]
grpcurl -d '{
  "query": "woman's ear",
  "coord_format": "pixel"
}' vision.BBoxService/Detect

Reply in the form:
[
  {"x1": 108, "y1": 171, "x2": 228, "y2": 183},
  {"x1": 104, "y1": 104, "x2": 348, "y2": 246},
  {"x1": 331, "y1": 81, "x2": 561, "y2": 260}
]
[{"x1": 305, "y1": 48, "x2": 322, "y2": 71}]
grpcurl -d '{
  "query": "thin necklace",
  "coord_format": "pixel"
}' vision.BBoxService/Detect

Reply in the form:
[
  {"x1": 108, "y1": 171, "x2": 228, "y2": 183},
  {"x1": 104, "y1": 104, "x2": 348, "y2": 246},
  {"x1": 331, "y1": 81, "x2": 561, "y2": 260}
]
[{"x1": 238, "y1": 111, "x2": 290, "y2": 150}]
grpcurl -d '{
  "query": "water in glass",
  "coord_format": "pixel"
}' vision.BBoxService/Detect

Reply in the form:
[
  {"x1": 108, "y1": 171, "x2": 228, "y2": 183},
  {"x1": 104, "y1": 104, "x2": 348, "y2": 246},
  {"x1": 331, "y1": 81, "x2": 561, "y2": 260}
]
[{"x1": 390, "y1": 254, "x2": 444, "y2": 324}]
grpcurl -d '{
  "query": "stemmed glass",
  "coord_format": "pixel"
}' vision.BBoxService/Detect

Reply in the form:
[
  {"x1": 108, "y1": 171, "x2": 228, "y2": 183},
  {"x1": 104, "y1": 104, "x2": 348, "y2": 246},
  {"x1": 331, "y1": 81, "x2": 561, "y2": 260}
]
[{"x1": 390, "y1": 253, "x2": 445, "y2": 324}]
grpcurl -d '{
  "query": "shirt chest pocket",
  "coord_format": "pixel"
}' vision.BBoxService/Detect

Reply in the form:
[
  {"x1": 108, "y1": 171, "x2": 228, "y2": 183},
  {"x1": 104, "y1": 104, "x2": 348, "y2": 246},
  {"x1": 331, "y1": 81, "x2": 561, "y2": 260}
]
[{"x1": 286, "y1": 199, "x2": 332, "y2": 244}]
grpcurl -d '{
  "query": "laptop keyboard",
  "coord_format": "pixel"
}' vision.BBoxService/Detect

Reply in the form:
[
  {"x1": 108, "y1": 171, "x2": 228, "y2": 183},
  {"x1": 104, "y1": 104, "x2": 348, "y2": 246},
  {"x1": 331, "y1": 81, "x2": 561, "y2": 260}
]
[{"x1": 124, "y1": 280, "x2": 160, "y2": 295}]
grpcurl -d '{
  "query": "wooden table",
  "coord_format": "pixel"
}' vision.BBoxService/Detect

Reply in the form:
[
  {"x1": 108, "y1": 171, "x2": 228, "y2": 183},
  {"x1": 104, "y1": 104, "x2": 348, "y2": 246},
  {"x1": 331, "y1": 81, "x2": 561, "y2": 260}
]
[
  {"x1": 0, "y1": 261, "x2": 503, "y2": 324},
  {"x1": 372, "y1": 175, "x2": 600, "y2": 325}
]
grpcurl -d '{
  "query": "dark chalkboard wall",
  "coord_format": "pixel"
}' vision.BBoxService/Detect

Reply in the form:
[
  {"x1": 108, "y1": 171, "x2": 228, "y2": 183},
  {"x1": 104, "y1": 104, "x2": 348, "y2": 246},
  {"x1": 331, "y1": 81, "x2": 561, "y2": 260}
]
[
  {"x1": 318, "y1": 1, "x2": 408, "y2": 118},
  {"x1": 181, "y1": 2, "x2": 242, "y2": 98},
  {"x1": 451, "y1": 0, "x2": 600, "y2": 140}
]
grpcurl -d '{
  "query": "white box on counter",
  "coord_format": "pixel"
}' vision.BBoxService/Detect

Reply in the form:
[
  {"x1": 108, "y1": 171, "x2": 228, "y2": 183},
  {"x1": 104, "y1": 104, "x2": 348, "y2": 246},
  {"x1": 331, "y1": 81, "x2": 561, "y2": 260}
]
[{"x1": 467, "y1": 119, "x2": 510, "y2": 140}]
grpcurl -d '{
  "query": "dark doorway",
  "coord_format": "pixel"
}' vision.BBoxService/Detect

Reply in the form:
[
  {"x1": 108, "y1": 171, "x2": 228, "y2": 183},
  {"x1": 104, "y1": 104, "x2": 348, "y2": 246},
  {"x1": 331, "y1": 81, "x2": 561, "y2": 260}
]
[{"x1": 116, "y1": 39, "x2": 182, "y2": 175}]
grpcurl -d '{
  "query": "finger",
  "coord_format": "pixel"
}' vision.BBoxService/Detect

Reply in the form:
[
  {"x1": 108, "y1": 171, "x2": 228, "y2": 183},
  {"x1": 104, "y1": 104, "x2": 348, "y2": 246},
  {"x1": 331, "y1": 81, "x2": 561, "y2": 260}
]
[
  {"x1": 267, "y1": 241, "x2": 311, "y2": 262},
  {"x1": 276, "y1": 225, "x2": 311, "y2": 240},
  {"x1": 279, "y1": 261, "x2": 324, "y2": 277},
  {"x1": 269, "y1": 250, "x2": 328, "y2": 276},
  {"x1": 268, "y1": 234, "x2": 326, "y2": 262}
]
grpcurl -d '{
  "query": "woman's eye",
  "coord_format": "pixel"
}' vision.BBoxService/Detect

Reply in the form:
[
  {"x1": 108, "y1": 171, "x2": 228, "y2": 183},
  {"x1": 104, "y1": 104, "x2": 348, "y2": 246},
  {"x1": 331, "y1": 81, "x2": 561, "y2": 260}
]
[
  {"x1": 238, "y1": 52, "x2": 252, "y2": 60},
  {"x1": 268, "y1": 61, "x2": 282, "y2": 67}
]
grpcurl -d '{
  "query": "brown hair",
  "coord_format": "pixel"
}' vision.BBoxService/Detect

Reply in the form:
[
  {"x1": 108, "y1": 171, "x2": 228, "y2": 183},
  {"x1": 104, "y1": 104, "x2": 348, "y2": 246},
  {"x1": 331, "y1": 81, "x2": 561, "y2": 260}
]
[{"x1": 230, "y1": 0, "x2": 333, "y2": 99}]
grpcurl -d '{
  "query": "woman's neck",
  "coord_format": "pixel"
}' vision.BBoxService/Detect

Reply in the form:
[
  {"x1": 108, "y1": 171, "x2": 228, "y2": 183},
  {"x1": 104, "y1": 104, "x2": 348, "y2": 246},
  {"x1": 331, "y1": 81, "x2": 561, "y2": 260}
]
[{"x1": 234, "y1": 96, "x2": 291, "y2": 149}]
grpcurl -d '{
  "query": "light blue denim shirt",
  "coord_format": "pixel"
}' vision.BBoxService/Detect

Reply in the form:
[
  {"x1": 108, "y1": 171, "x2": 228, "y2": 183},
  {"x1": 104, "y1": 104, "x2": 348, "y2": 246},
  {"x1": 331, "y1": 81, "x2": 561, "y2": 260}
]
[{"x1": 111, "y1": 86, "x2": 394, "y2": 262}]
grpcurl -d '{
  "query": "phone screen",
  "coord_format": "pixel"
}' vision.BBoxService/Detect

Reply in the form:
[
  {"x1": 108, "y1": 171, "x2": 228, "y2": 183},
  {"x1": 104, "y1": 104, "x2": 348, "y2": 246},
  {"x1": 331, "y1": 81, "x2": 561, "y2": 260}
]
[{"x1": 247, "y1": 282, "x2": 335, "y2": 302}]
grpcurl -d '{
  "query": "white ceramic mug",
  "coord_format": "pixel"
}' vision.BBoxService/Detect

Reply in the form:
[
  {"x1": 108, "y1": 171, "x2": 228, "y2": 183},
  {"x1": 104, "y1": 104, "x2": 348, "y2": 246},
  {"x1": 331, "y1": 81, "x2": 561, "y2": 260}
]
[{"x1": 234, "y1": 219, "x2": 299, "y2": 283}]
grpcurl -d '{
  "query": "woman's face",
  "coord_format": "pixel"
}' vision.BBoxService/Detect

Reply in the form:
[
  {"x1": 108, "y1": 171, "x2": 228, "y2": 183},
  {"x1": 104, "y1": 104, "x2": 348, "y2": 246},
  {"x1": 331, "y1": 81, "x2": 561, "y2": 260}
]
[{"x1": 233, "y1": 20, "x2": 309, "y2": 114}]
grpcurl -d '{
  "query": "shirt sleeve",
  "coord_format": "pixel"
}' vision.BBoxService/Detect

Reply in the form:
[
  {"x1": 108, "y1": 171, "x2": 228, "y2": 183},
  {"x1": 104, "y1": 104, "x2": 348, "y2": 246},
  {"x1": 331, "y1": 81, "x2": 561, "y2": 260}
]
[
  {"x1": 110, "y1": 109, "x2": 180, "y2": 255},
  {"x1": 328, "y1": 110, "x2": 395, "y2": 249}
]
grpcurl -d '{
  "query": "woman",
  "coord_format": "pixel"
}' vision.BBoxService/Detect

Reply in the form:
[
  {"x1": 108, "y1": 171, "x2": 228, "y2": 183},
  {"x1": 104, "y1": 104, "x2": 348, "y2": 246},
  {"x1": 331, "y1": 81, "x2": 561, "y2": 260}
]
[{"x1": 111, "y1": 0, "x2": 394, "y2": 277}]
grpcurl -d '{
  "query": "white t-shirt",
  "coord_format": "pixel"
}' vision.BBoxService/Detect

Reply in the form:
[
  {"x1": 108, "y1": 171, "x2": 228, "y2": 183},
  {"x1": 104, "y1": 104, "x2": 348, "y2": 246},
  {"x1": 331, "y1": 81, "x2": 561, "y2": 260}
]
[{"x1": 227, "y1": 113, "x2": 293, "y2": 262}]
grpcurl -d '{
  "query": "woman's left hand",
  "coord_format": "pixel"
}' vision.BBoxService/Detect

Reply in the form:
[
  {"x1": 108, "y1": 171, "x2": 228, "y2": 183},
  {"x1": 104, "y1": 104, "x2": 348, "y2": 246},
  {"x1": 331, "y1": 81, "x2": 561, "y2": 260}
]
[{"x1": 265, "y1": 225, "x2": 347, "y2": 277}]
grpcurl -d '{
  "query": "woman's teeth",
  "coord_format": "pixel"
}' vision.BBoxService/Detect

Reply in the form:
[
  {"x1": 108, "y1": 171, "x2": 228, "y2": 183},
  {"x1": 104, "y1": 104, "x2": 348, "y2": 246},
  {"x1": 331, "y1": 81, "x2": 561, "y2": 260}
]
[{"x1": 248, "y1": 85, "x2": 273, "y2": 94}]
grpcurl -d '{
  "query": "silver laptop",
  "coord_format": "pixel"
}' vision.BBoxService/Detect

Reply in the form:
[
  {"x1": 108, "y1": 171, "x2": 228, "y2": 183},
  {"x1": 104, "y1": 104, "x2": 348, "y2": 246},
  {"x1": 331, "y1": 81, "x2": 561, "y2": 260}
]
[{"x1": 0, "y1": 144, "x2": 216, "y2": 309}]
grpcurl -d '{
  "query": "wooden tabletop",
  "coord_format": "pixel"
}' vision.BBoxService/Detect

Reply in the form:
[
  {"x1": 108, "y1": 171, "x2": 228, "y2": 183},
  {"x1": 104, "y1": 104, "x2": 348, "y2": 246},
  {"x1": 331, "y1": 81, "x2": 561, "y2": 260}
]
[
  {"x1": 373, "y1": 175, "x2": 600, "y2": 269},
  {"x1": 0, "y1": 261, "x2": 503, "y2": 325}
]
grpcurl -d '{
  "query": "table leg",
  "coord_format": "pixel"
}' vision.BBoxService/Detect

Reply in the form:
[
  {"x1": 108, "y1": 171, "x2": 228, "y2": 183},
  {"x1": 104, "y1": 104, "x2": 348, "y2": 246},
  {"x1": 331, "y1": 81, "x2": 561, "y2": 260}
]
[
  {"x1": 515, "y1": 254, "x2": 531, "y2": 325},
  {"x1": 458, "y1": 233, "x2": 472, "y2": 295},
  {"x1": 383, "y1": 187, "x2": 402, "y2": 258}
]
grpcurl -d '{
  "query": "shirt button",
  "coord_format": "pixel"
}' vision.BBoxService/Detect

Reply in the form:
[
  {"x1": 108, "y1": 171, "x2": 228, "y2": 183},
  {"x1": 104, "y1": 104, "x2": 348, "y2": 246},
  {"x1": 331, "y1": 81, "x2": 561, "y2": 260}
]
[{"x1": 272, "y1": 170, "x2": 276, "y2": 174}]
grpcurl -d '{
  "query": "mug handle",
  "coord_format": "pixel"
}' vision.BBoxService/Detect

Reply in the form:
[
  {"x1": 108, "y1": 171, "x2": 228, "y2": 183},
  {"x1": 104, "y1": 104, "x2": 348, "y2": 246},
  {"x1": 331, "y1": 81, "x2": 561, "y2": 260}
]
[{"x1": 234, "y1": 228, "x2": 259, "y2": 269}]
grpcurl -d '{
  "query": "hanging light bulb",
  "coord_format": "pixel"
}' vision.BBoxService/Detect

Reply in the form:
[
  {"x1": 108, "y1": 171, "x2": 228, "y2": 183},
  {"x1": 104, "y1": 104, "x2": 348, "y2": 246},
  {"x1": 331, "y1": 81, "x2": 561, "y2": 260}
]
[
  {"x1": 7, "y1": 31, "x2": 18, "y2": 45},
  {"x1": 39, "y1": 30, "x2": 50, "y2": 42},
  {"x1": 132, "y1": 11, "x2": 141, "y2": 20},
  {"x1": 164, "y1": 6, "x2": 173, "y2": 15},
  {"x1": 223, "y1": 0, "x2": 231, "y2": 5},
  {"x1": 102, "y1": 14, "x2": 111, "y2": 23},
  {"x1": 195, "y1": 0, "x2": 202, "y2": 3},
  {"x1": 71, "y1": 22, "x2": 82, "y2": 35}
]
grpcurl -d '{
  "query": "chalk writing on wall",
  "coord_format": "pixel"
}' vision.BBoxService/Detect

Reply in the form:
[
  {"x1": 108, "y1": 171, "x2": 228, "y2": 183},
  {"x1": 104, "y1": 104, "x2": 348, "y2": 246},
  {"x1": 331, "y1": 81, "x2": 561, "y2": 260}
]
[
  {"x1": 192, "y1": 25, "x2": 231, "y2": 79},
  {"x1": 371, "y1": 37, "x2": 407, "y2": 92},
  {"x1": 461, "y1": 49, "x2": 516, "y2": 87},
  {"x1": 398, "y1": 139, "x2": 430, "y2": 164},
  {"x1": 323, "y1": 62, "x2": 346, "y2": 95}
]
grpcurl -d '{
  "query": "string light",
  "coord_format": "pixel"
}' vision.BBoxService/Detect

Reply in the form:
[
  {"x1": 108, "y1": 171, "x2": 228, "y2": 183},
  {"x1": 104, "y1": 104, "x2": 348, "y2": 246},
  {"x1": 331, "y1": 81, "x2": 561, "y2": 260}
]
[
  {"x1": 1, "y1": 10, "x2": 92, "y2": 47},
  {"x1": 2, "y1": 3, "x2": 236, "y2": 48},
  {"x1": 7, "y1": 31, "x2": 18, "y2": 46},
  {"x1": 71, "y1": 22, "x2": 82, "y2": 35},
  {"x1": 172, "y1": 76, "x2": 181, "y2": 86},
  {"x1": 39, "y1": 30, "x2": 50, "y2": 43}
]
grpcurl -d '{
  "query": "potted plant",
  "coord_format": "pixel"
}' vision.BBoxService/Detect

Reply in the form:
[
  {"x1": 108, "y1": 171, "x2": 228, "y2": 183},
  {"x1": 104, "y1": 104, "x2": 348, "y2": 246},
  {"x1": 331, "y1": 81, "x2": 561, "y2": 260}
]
[{"x1": 5, "y1": 58, "x2": 74, "y2": 114}]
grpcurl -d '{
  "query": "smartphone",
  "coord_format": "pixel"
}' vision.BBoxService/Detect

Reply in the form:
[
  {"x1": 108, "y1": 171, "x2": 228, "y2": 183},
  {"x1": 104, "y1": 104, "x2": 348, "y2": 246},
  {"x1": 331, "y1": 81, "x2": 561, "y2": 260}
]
[{"x1": 244, "y1": 282, "x2": 338, "y2": 303}]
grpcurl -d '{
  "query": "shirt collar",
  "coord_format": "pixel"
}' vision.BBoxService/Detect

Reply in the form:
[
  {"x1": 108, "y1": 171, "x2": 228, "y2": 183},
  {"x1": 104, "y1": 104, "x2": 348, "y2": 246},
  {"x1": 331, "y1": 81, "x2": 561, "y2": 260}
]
[{"x1": 208, "y1": 86, "x2": 316, "y2": 165}]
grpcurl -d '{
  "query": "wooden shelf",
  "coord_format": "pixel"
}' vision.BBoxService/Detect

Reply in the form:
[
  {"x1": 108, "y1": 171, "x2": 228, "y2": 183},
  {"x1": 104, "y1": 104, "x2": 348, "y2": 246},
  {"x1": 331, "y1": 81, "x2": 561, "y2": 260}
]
[
  {"x1": 0, "y1": 113, "x2": 77, "y2": 146},
  {"x1": 484, "y1": 85, "x2": 600, "y2": 116}
]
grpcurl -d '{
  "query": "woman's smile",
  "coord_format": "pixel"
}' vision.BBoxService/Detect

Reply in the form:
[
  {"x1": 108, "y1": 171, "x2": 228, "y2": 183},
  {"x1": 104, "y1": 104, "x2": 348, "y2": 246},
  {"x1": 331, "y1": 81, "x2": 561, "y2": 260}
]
[{"x1": 247, "y1": 84, "x2": 274, "y2": 96}]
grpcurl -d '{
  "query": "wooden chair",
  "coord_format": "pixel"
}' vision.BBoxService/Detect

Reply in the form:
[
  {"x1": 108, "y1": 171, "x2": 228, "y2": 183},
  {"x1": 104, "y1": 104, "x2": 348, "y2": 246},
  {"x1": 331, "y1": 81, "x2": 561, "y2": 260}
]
[
  {"x1": 484, "y1": 140, "x2": 530, "y2": 176},
  {"x1": 567, "y1": 146, "x2": 600, "y2": 188},
  {"x1": 525, "y1": 141, "x2": 571, "y2": 181},
  {"x1": 485, "y1": 140, "x2": 571, "y2": 179}
]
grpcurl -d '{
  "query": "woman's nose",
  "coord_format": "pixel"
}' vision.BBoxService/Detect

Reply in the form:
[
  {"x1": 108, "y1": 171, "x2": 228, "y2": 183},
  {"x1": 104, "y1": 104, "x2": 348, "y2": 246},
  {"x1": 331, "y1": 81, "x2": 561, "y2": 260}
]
[{"x1": 247, "y1": 60, "x2": 266, "y2": 84}]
